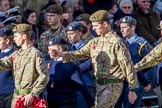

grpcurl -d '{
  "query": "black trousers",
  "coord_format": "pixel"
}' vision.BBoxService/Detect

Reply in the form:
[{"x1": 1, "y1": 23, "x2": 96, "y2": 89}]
[
  {"x1": 0, "y1": 93, "x2": 13, "y2": 108},
  {"x1": 48, "y1": 97, "x2": 76, "y2": 108}
]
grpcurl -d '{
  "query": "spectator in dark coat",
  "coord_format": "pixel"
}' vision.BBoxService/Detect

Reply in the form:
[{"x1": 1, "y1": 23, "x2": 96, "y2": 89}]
[{"x1": 134, "y1": 0, "x2": 161, "y2": 45}]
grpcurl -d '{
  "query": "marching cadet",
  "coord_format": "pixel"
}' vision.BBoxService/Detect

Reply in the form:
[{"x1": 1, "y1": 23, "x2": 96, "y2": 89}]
[
  {"x1": 66, "y1": 21, "x2": 95, "y2": 108},
  {"x1": 0, "y1": 24, "x2": 49, "y2": 107},
  {"x1": 53, "y1": 10, "x2": 139, "y2": 108},
  {"x1": 38, "y1": 4, "x2": 67, "y2": 54},
  {"x1": 0, "y1": 27, "x2": 15, "y2": 108},
  {"x1": 118, "y1": 16, "x2": 157, "y2": 108}
]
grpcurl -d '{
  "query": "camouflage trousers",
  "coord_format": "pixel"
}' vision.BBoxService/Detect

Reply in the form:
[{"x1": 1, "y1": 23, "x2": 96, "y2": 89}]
[{"x1": 95, "y1": 82, "x2": 123, "y2": 108}]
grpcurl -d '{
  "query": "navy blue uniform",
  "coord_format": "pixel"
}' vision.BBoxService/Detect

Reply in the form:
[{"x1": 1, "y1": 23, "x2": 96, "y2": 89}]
[
  {"x1": 47, "y1": 61, "x2": 94, "y2": 108},
  {"x1": 116, "y1": 34, "x2": 157, "y2": 108},
  {"x1": 0, "y1": 47, "x2": 15, "y2": 108}
]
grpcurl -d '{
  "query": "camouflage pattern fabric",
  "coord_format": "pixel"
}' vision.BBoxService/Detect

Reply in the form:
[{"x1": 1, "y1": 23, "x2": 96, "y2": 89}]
[
  {"x1": 38, "y1": 25, "x2": 67, "y2": 54},
  {"x1": 63, "y1": 31, "x2": 138, "y2": 107},
  {"x1": 96, "y1": 83, "x2": 123, "y2": 108},
  {"x1": 138, "y1": 42, "x2": 162, "y2": 70},
  {"x1": 0, "y1": 46, "x2": 49, "y2": 107}
]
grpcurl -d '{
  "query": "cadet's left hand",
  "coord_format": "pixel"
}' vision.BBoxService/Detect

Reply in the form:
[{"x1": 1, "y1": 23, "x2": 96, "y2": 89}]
[
  {"x1": 128, "y1": 91, "x2": 137, "y2": 104},
  {"x1": 21, "y1": 93, "x2": 34, "y2": 106}
]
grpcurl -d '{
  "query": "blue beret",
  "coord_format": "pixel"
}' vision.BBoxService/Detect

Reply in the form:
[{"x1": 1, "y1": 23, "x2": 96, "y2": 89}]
[
  {"x1": 66, "y1": 21, "x2": 83, "y2": 32},
  {"x1": 0, "y1": 27, "x2": 13, "y2": 37},
  {"x1": 47, "y1": 36, "x2": 67, "y2": 46},
  {"x1": 119, "y1": 16, "x2": 137, "y2": 25}
]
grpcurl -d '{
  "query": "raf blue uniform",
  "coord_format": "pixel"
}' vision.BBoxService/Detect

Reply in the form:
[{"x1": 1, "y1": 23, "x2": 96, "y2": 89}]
[
  {"x1": 116, "y1": 34, "x2": 157, "y2": 108},
  {"x1": 0, "y1": 27, "x2": 15, "y2": 108},
  {"x1": 47, "y1": 36, "x2": 95, "y2": 108},
  {"x1": 69, "y1": 40, "x2": 95, "y2": 108},
  {"x1": 66, "y1": 22, "x2": 95, "y2": 108},
  {"x1": 47, "y1": 59, "x2": 95, "y2": 108}
]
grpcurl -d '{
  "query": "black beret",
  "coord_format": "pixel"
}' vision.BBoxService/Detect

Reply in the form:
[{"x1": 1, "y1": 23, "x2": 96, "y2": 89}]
[
  {"x1": 47, "y1": 36, "x2": 67, "y2": 46},
  {"x1": 0, "y1": 27, "x2": 13, "y2": 37},
  {"x1": 75, "y1": 13, "x2": 91, "y2": 22},
  {"x1": 46, "y1": 4, "x2": 63, "y2": 15}
]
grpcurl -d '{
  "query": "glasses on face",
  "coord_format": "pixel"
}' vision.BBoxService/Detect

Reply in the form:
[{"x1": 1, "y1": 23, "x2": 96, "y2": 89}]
[
  {"x1": 142, "y1": 0, "x2": 150, "y2": 3},
  {"x1": 122, "y1": 6, "x2": 131, "y2": 9}
]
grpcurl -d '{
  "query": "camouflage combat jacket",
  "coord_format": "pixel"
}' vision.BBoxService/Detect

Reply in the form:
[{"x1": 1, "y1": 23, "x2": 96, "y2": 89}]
[
  {"x1": 0, "y1": 46, "x2": 49, "y2": 95},
  {"x1": 63, "y1": 31, "x2": 138, "y2": 89}
]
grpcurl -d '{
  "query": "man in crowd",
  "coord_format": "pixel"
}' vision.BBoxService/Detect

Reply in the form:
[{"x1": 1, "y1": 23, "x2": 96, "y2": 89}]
[
  {"x1": 39, "y1": 4, "x2": 67, "y2": 54},
  {"x1": 134, "y1": 0, "x2": 161, "y2": 44},
  {"x1": 0, "y1": 0, "x2": 10, "y2": 28},
  {"x1": 75, "y1": 13, "x2": 95, "y2": 44}
]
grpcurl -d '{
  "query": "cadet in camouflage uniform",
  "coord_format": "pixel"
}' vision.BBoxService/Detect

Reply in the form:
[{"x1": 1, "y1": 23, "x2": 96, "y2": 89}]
[
  {"x1": 0, "y1": 24, "x2": 49, "y2": 107},
  {"x1": 38, "y1": 4, "x2": 67, "y2": 54},
  {"x1": 54, "y1": 10, "x2": 139, "y2": 108}
]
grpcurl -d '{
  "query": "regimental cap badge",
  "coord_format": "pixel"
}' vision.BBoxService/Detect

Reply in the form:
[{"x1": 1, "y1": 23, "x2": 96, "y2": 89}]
[
  {"x1": 90, "y1": 17, "x2": 95, "y2": 22},
  {"x1": 122, "y1": 18, "x2": 126, "y2": 23},
  {"x1": 68, "y1": 26, "x2": 73, "y2": 30},
  {"x1": 49, "y1": 41, "x2": 53, "y2": 45}
]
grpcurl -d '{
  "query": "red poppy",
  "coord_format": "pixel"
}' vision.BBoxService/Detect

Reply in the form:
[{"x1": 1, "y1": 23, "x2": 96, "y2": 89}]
[
  {"x1": 88, "y1": 0, "x2": 94, "y2": 4},
  {"x1": 91, "y1": 44, "x2": 95, "y2": 49}
]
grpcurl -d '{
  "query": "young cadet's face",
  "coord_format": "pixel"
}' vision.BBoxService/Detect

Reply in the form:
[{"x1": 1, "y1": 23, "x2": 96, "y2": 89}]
[
  {"x1": 48, "y1": 45, "x2": 63, "y2": 59},
  {"x1": 67, "y1": 30, "x2": 81, "y2": 44},
  {"x1": 0, "y1": 37, "x2": 9, "y2": 50},
  {"x1": 120, "y1": 23, "x2": 134, "y2": 38},
  {"x1": 13, "y1": 33, "x2": 24, "y2": 46},
  {"x1": 46, "y1": 13, "x2": 60, "y2": 26},
  {"x1": 92, "y1": 22, "x2": 105, "y2": 35}
]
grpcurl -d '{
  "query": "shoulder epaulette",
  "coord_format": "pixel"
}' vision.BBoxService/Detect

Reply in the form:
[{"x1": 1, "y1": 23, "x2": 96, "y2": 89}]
[{"x1": 134, "y1": 37, "x2": 147, "y2": 45}]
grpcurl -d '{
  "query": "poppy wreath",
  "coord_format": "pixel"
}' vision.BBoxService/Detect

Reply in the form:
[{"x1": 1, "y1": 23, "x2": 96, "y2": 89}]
[{"x1": 14, "y1": 95, "x2": 48, "y2": 108}]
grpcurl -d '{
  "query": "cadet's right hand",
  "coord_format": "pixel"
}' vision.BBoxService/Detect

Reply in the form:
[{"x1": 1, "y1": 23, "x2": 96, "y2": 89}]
[
  {"x1": 21, "y1": 93, "x2": 34, "y2": 106},
  {"x1": 128, "y1": 91, "x2": 137, "y2": 104},
  {"x1": 52, "y1": 49, "x2": 65, "y2": 57}
]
